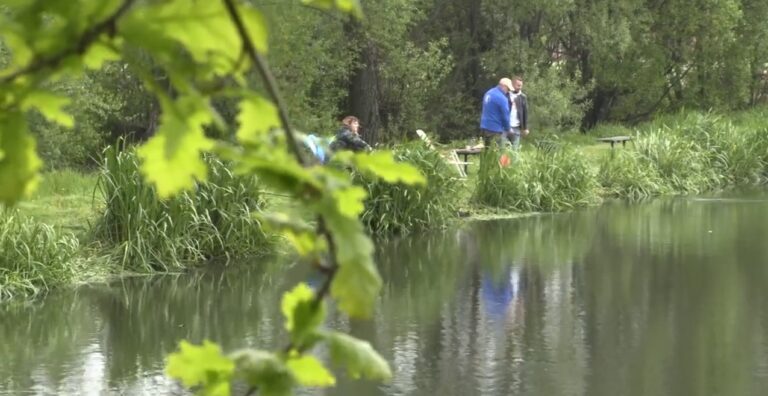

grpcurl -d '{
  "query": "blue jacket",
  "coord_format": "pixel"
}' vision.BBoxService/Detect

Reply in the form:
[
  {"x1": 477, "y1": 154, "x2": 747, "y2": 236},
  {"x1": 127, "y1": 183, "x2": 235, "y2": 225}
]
[{"x1": 480, "y1": 86, "x2": 511, "y2": 133}]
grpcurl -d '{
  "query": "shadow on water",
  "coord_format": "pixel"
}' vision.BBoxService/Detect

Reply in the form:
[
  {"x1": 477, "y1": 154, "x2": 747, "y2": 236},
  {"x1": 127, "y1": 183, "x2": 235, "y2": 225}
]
[{"x1": 2, "y1": 192, "x2": 768, "y2": 395}]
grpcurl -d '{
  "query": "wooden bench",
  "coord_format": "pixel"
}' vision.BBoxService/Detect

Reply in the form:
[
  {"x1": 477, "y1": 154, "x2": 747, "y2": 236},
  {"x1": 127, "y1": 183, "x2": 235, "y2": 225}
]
[
  {"x1": 416, "y1": 129, "x2": 473, "y2": 177},
  {"x1": 454, "y1": 147, "x2": 484, "y2": 176},
  {"x1": 596, "y1": 136, "x2": 632, "y2": 149}
]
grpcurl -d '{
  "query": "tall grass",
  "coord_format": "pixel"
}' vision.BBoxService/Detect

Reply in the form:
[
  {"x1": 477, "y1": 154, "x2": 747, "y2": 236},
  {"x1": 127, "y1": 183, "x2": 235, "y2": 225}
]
[
  {"x1": 0, "y1": 212, "x2": 80, "y2": 301},
  {"x1": 598, "y1": 149, "x2": 669, "y2": 200},
  {"x1": 93, "y1": 146, "x2": 272, "y2": 272},
  {"x1": 357, "y1": 143, "x2": 462, "y2": 234},
  {"x1": 632, "y1": 128, "x2": 718, "y2": 193},
  {"x1": 597, "y1": 110, "x2": 768, "y2": 200},
  {"x1": 474, "y1": 146, "x2": 601, "y2": 212}
]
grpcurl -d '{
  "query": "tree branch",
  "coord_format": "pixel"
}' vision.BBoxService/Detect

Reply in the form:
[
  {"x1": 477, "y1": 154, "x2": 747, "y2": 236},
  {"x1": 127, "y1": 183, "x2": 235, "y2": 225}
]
[
  {"x1": 222, "y1": 0, "x2": 339, "y2": 353},
  {"x1": 221, "y1": 0, "x2": 307, "y2": 167},
  {"x1": 0, "y1": 0, "x2": 136, "y2": 84}
]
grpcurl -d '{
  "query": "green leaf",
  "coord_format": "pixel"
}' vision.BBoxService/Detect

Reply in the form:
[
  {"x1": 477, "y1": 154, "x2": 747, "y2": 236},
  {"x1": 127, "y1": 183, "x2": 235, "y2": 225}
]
[
  {"x1": 137, "y1": 95, "x2": 214, "y2": 198},
  {"x1": 333, "y1": 186, "x2": 367, "y2": 218},
  {"x1": 255, "y1": 213, "x2": 326, "y2": 257},
  {"x1": 0, "y1": 112, "x2": 41, "y2": 205},
  {"x1": 236, "y1": 151, "x2": 322, "y2": 195},
  {"x1": 166, "y1": 340, "x2": 234, "y2": 396},
  {"x1": 353, "y1": 151, "x2": 426, "y2": 185},
  {"x1": 284, "y1": 230, "x2": 327, "y2": 257},
  {"x1": 122, "y1": 1, "x2": 267, "y2": 76},
  {"x1": 127, "y1": 1, "x2": 237, "y2": 64},
  {"x1": 286, "y1": 355, "x2": 336, "y2": 387},
  {"x1": 230, "y1": 350, "x2": 294, "y2": 396},
  {"x1": 83, "y1": 41, "x2": 121, "y2": 70},
  {"x1": 321, "y1": 207, "x2": 380, "y2": 318},
  {"x1": 20, "y1": 91, "x2": 74, "y2": 128},
  {"x1": 237, "y1": 95, "x2": 280, "y2": 144},
  {"x1": 302, "y1": 0, "x2": 364, "y2": 18},
  {"x1": 281, "y1": 283, "x2": 325, "y2": 346},
  {"x1": 324, "y1": 331, "x2": 392, "y2": 381},
  {"x1": 240, "y1": 5, "x2": 269, "y2": 54}
]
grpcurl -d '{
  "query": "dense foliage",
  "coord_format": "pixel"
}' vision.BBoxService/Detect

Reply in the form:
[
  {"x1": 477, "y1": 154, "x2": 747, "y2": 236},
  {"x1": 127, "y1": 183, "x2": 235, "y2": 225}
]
[{"x1": 3, "y1": 0, "x2": 768, "y2": 171}]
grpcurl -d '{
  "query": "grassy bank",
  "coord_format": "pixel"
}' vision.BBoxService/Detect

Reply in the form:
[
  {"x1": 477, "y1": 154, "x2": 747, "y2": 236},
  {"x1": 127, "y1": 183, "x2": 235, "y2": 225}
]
[{"x1": 3, "y1": 109, "x2": 768, "y2": 301}]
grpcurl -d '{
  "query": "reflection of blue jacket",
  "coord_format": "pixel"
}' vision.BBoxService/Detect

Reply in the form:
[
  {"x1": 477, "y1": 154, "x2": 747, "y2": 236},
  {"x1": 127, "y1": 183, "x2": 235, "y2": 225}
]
[
  {"x1": 480, "y1": 86, "x2": 511, "y2": 133},
  {"x1": 481, "y1": 272, "x2": 514, "y2": 320}
]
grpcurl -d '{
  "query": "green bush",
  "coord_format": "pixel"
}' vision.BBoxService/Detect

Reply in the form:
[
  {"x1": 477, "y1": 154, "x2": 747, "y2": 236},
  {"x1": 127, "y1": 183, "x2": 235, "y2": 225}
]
[
  {"x1": 0, "y1": 212, "x2": 80, "y2": 300},
  {"x1": 357, "y1": 143, "x2": 462, "y2": 234},
  {"x1": 93, "y1": 146, "x2": 272, "y2": 272},
  {"x1": 474, "y1": 146, "x2": 601, "y2": 212}
]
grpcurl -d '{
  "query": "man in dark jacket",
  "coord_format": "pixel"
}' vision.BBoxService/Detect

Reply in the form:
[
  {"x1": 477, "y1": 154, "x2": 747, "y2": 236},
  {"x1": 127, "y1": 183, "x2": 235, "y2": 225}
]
[{"x1": 507, "y1": 76, "x2": 529, "y2": 149}]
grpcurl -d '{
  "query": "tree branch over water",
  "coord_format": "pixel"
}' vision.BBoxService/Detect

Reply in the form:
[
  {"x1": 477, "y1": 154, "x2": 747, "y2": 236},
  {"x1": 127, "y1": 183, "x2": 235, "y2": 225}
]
[{"x1": 222, "y1": 0, "x2": 340, "y2": 351}]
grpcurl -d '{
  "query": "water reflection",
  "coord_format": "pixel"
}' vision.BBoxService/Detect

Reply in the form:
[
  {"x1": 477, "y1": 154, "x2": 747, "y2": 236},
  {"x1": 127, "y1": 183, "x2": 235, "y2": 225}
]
[{"x1": 2, "y1": 193, "x2": 768, "y2": 395}]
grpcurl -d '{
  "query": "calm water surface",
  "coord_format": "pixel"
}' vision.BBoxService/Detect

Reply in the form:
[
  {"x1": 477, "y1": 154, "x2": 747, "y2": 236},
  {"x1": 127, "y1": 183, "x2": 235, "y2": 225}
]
[{"x1": 2, "y1": 191, "x2": 768, "y2": 395}]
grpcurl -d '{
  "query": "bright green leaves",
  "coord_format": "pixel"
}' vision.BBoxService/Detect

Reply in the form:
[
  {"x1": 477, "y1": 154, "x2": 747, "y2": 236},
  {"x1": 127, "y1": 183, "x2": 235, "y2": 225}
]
[
  {"x1": 237, "y1": 94, "x2": 280, "y2": 144},
  {"x1": 0, "y1": 112, "x2": 41, "y2": 205},
  {"x1": 137, "y1": 95, "x2": 214, "y2": 198},
  {"x1": 322, "y1": 209, "x2": 380, "y2": 318},
  {"x1": 240, "y1": 5, "x2": 269, "y2": 54},
  {"x1": 352, "y1": 151, "x2": 426, "y2": 185},
  {"x1": 4, "y1": 1, "x2": 392, "y2": 395},
  {"x1": 325, "y1": 331, "x2": 392, "y2": 381},
  {"x1": 333, "y1": 186, "x2": 367, "y2": 218},
  {"x1": 302, "y1": 0, "x2": 364, "y2": 19},
  {"x1": 20, "y1": 90, "x2": 74, "y2": 128},
  {"x1": 166, "y1": 340, "x2": 235, "y2": 396},
  {"x1": 230, "y1": 350, "x2": 293, "y2": 396},
  {"x1": 82, "y1": 41, "x2": 121, "y2": 70},
  {"x1": 281, "y1": 283, "x2": 325, "y2": 347},
  {"x1": 121, "y1": 0, "x2": 268, "y2": 79},
  {"x1": 286, "y1": 355, "x2": 336, "y2": 387}
]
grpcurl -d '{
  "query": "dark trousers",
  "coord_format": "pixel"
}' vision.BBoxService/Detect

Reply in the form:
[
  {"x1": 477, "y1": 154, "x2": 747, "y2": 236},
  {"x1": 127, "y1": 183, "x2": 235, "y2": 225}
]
[{"x1": 481, "y1": 129, "x2": 511, "y2": 148}]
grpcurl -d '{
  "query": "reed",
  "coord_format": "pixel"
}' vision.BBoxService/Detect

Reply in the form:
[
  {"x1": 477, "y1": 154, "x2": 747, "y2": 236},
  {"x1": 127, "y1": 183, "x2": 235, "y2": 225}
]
[
  {"x1": 598, "y1": 149, "x2": 669, "y2": 200},
  {"x1": 474, "y1": 145, "x2": 601, "y2": 212},
  {"x1": 357, "y1": 143, "x2": 462, "y2": 235},
  {"x1": 0, "y1": 212, "x2": 80, "y2": 301},
  {"x1": 93, "y1": 146, "x2": 272, "y2": 272}
]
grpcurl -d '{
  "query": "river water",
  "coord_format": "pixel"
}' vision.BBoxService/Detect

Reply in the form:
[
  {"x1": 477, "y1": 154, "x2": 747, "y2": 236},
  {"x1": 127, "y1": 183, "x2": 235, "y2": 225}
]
[{"x1": 2, "y1": 191, "x2": 768, "y2": 395}]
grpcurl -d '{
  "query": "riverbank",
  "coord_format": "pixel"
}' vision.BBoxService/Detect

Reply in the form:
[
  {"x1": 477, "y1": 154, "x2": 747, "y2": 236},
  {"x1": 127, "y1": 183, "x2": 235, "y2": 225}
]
[{"x1": 2, "y1": 109, "x2": 768, "y2": 301}]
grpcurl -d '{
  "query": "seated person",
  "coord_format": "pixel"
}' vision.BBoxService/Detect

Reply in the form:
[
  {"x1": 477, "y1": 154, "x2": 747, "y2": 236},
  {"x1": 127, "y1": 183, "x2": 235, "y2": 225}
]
[{"x1": 329, "y1": 116, "x2": 371, "y2": 153}]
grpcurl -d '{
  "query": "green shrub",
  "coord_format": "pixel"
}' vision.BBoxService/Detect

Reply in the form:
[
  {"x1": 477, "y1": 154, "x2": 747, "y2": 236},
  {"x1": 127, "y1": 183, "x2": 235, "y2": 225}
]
[
  {"x1": 93, "y1": 146, "x2": 272, "y2": 272},
  {"x1": 474, "y1": 146, "x2": 601, "y2": 212},
  {"x1": 357, "y1": 143, "x2": 462, "y2": 234},
  {"x1": 0, "y1": 212, "x2": 79, "y2": 300}
]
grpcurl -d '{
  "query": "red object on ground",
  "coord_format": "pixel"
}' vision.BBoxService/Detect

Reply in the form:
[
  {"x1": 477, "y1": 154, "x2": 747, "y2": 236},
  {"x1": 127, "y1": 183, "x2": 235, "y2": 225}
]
[{"x1": 499, "y1": 154, "x2": 510, "y2": 167}]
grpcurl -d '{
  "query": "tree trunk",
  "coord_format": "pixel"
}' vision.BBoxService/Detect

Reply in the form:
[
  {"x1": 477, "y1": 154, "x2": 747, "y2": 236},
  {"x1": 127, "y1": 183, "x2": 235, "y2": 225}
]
[
  {"x1": 466, "y1": 0, "x2": 484, "y2": 99},
  {"x1": 346, "y1": 20, "x2": 382, "y2": 145}
]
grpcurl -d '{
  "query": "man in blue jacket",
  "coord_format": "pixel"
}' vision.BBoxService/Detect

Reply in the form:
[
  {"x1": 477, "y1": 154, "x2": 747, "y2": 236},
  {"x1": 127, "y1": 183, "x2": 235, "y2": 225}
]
[{"x1": 480, "y1": 77, "x2": 514, "y2": 147}]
